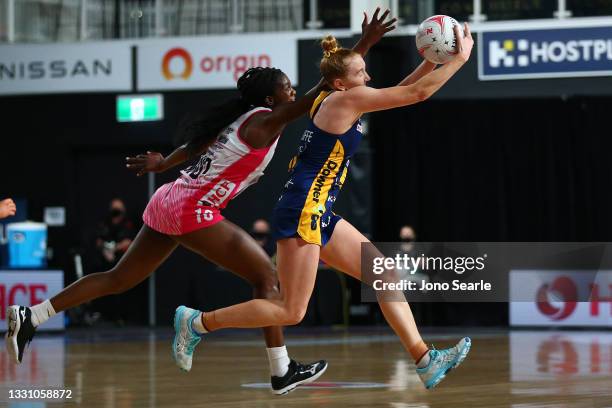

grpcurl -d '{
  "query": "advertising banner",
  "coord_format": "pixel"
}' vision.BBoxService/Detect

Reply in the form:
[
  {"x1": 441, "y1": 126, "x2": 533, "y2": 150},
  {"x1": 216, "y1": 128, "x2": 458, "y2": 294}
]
[
  {"x1": 137, "y1": 34, "x2": 298, "y2": 91},
  {"x1": 479, "y1": 26, "x2": 612, "y2": 80},
  {"x1": 510, "y1": 270, "x2": 612, "y2": 327},
  {"x1": 0, "y1": 271, "x2": 65, "y2": 331},
  {"x1": 0, "y1": 42, "x2": 132, "y2": 95}
]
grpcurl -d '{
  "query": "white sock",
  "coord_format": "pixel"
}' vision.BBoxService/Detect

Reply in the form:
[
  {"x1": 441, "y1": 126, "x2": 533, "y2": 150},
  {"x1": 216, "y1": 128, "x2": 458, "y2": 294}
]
[
  {"x1": 30, "y1": 300, "x2": 56, "y2": 327},
  {"x1": 266, "y1": 346, "x2": 290, "y2": 377},
  {"x1": 191, "y1": 312, "x2": 208, "y2": 334},
  {"x1": 416, "y1": 350, "x2": 431, "y2": 368}
]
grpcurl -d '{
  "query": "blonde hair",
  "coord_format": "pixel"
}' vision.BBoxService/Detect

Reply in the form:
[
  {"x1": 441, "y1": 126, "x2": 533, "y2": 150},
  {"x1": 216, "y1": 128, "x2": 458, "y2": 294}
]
[{"x1": 320, "y1": 35, "x2": 359, "y2": 85}]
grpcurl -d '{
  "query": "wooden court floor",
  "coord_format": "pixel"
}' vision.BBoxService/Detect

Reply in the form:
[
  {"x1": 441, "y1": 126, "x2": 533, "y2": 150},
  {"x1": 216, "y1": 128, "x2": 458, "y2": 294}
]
[{"x1": 1, "y1": 327, "x2": 611, "y2": 407}]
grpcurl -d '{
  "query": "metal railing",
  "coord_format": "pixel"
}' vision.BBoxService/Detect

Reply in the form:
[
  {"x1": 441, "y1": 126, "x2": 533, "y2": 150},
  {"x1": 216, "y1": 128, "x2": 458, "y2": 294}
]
[
  {"x1": 0, "y1": 1, "x2": 6, "y2": 42},
  {"x1": 1, "y1": 0, "x2": 610, "y2": 43},
  {"x1": 2, "y1": 0, "x2": 303, "y2": 42}
]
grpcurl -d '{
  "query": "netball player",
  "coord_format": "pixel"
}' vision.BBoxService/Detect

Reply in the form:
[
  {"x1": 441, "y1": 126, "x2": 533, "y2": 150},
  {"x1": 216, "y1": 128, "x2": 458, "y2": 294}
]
[
  {"x1": 174, "y1": 23, "x2": 474, "y2": 390},
  {"x1": 6, "y1": 10, "x2": 396, "y2": 395}
]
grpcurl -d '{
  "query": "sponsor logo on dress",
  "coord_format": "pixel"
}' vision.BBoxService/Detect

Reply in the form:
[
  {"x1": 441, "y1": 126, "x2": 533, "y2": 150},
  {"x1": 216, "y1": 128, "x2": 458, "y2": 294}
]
[
  {"x1": 312, "y1": 160, "x2": 338, "y2": 203},
  {"x1": 198, "y1": 179, "x2": 236, "y2": 207}
]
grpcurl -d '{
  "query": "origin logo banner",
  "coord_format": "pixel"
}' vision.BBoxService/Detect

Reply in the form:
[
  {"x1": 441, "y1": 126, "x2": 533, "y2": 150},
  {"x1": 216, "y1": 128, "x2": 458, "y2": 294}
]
[
  {"x1": 137, "y1": 34, "x2": 298, "y2": 91},
  {"x1": 0, "y1": 42, "x2": 132, "y2": 95},
  {"x1": 478, "y1": 26, "x2": 612, "y2": 80}
]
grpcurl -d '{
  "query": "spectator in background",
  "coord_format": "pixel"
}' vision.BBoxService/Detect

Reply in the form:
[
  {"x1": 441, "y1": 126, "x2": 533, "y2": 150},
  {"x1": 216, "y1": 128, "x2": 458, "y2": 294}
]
[
  {"x1": 0, "y1": 198, "x2": 16, "y2": 219},
  {"x1": 399, "y1": 224, "x2": 416, "y2": 253},
  {"x1": 251, "y1": 218, "x2": 275, "y2": 257},
  {"x1": 96, "y1": 198, "x2": 135, "y2": 268},
  {"x1": 94, "y1": 198, "x2": 135, "y2": 325},
  {"x1": 398, "y1": 224, "x2": 435, "y2": 325}
]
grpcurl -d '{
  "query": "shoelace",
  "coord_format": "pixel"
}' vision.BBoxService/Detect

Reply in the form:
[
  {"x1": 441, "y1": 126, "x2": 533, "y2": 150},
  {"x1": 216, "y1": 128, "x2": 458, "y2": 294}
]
[
  {"x1": 436, "y1": 347, "x2": 457, "y2": 365},
  {"x1": 429, "y1": 345, "x2": 457, "y2": 367},
  {"x1": 176, "y1": 322, "x2": 199, "y2": 354}
]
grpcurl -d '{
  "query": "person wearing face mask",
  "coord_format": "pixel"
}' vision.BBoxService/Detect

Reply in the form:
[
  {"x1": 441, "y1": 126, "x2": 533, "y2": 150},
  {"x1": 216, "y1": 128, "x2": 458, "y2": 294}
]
[
  {"x1": 399, "y1": 225, "x2": 416, "y2": 253},
  {"x1": 92, "y1": 198, "x2": 135, "y2": 326},
  {"x1": 96, "y1": 198, "x2": 135, "y2": 269},
  {"x1": 397, "y1": 224, "x2": 431, "y2": 325}
]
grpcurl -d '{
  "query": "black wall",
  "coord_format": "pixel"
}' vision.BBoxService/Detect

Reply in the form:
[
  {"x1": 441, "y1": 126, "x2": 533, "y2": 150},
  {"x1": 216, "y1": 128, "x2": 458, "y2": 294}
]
[{"x1": 369, "y1": 96, "x2": 612, "y2": 242}]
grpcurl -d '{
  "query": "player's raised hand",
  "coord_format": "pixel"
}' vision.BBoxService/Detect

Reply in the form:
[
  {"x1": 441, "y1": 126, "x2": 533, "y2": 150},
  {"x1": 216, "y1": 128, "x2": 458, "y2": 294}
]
[
  {"x1": 361, "y1": 7, "x2": 397, "y2": 47},
  {"x1": 454, "y1": 22, "x2": 474, "y2": 63},
  {"x1": 126, "y1": 151, "x2": 165, "y2": 177}
]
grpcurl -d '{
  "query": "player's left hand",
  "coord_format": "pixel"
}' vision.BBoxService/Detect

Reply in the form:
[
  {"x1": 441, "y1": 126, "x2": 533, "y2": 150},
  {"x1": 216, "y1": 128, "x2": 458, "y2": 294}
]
[
  {"x1": 125, "y1": 151, "x2": 165, "y2": 176},
  {"x1": 454, "y1": 23, "x2": 474, "y2": 63},
  {"x1": 361, "y1": 7, "x2": 397, "y2": 46}
]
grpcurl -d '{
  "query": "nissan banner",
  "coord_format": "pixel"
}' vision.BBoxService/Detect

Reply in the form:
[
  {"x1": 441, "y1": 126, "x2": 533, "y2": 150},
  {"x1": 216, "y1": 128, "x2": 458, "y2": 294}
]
[{"x1": 0, "y1": 42, "x2": 132, "y2": 96}]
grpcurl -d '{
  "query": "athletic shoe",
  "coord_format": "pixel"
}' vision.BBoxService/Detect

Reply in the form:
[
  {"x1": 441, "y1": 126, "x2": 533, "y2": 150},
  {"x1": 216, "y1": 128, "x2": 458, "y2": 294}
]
[
  {"x1": 416, "y1": 337, "x2": 471, "y2": 389},
  {"x1": 271, "y1": 359, "x2": 328, "y2": 395},
  {"x1": 5, "y1": 305, "x2": 36, "y2": 364},
  {"x1": 172, "y1": 305, "x2": 202, "y2": 372}
]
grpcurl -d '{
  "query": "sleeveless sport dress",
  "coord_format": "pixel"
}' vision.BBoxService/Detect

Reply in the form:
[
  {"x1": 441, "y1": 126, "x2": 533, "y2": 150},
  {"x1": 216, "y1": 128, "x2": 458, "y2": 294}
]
[
  {"x1": 143, "y1": 107, "x2": 278, "y2": 235},
  {"x1": 271, "y1": 91, "x2": 363, "y2": 246}
]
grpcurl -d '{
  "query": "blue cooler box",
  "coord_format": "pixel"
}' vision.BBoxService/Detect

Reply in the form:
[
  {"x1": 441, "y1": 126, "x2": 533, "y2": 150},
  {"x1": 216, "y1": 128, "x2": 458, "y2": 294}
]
[{"x1": 7, "y1": 222, "x2": 47, "y2": 268}]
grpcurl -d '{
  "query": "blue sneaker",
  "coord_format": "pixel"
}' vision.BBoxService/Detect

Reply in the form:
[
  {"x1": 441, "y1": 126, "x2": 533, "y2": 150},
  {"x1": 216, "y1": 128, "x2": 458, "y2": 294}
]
[
  {"x1": 173, "y1": 305, "x2": 203, "y2": 372},
  {"x1": 416, "y1": 337, "x2": 471, "y2": 389}
]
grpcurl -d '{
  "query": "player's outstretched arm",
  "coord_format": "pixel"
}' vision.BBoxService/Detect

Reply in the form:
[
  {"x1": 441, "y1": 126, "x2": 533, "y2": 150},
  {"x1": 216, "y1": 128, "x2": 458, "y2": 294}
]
[
  {"x1": 347, "y1": 23, "x2": 473, "y2": 113},
  {"x1": 353, "y1": 7, "x2": 397, "y2": 57},
  {"x1": 125, "y1": 144, "x2": 202, "y2": 177}
]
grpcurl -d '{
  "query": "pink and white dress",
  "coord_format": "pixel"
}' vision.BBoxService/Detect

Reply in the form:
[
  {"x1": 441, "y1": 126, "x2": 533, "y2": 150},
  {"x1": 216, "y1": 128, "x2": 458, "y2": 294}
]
[{"x1": 143, "y1": 107, "x2": 279, "y2": 235}]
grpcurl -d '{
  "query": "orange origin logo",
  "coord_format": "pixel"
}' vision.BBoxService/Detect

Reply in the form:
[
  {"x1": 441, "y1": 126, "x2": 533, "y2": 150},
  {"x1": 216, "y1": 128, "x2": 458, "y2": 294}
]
[{"x1": 162, "y1": 48, "x2": 193, "y2": 80}]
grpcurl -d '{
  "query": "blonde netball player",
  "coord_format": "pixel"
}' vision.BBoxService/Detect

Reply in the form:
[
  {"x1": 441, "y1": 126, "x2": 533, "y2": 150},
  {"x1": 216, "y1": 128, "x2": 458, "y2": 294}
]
[{"x1": 175, "y1": 23, "x2": 474, "y2": 390}]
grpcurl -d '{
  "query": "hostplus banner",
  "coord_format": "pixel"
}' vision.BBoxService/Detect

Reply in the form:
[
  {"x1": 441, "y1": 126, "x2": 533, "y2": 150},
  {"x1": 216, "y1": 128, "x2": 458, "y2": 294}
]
[{"x1": 478, "y1": 25, "x2": 612, "y2": 80}]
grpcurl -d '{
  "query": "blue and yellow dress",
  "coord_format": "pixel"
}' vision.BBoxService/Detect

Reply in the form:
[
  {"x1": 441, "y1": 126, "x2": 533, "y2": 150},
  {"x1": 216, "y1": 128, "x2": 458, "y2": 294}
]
[{"x1": 271, "y1": 91, "x2": 364, "y2": 246}]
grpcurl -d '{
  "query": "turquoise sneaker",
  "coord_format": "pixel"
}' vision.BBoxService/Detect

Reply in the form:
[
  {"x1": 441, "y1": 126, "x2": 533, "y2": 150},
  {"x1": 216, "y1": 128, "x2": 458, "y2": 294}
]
[
  {"x1": 416, "y1": 337, "x2": 471, "y2": 389},
  {"x1": 173, "y1": 305, "x2": 203, "y2": 372}
]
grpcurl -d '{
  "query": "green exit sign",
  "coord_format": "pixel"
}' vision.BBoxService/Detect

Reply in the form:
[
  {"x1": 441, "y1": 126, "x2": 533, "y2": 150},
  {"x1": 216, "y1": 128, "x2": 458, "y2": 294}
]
[{"x1": 117, "y1": 94, "x2": 163, "y2": 122}]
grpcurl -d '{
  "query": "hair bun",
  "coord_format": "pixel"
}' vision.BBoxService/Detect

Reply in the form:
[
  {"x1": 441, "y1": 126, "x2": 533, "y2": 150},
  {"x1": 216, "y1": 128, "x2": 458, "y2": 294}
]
[{"x1": 321, "y1": 35, "x2": 340, "y2": 58}]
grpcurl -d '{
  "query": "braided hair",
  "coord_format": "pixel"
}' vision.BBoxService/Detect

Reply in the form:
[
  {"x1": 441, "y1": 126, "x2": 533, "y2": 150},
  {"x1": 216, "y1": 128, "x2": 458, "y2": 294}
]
[{"x1": 176, "y1": 67, "x2": 285, "y2": 155}]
